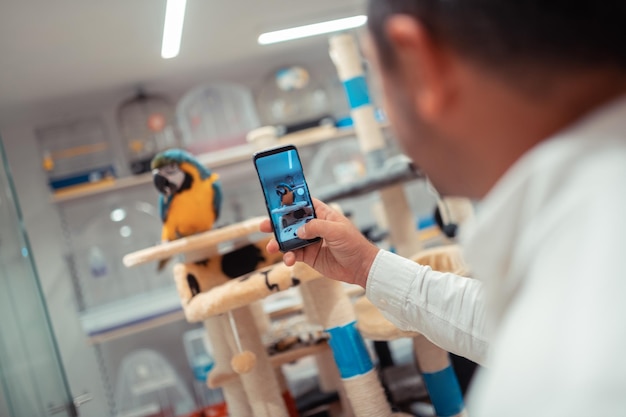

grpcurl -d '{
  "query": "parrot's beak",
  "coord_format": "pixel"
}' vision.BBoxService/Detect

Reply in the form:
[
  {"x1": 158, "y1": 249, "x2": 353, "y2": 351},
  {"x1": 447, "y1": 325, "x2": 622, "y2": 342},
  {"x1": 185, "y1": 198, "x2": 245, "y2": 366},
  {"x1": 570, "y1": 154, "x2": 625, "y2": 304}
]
[
  {"x1": 153, "y1": 171, "x2": 174, "y2": 196},
  {"x1": 153, "y1": 165, "x2": 186, "y2": 196}
]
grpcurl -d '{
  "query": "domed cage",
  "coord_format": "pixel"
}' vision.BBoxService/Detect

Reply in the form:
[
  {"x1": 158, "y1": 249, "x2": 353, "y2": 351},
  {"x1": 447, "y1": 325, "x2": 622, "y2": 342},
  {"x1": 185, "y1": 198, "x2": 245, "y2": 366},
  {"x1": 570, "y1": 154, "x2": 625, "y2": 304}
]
[
  {"x1": 117, "y1": 90, "x2": 181, "y2": 175},
  {"x1": 256, "y1": 66, "x2": 336, "y2": 134},
  {"x1": 114, "y1": 349, "x2": 196, "y2": 417},
  {"x1": 64, "y1": 193, "x2": 174, "y2": 312},
  {"x1": 177, "y1": 83, "x2": 261, "y2": 155}
]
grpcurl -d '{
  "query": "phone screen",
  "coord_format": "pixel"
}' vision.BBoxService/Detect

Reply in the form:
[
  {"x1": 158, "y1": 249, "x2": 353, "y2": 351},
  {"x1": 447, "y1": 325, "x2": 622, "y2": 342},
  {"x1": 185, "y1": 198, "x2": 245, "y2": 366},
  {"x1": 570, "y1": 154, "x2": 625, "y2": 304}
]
[{"x1": 254, "y1": 145, "x2": 320, "y2": 252}]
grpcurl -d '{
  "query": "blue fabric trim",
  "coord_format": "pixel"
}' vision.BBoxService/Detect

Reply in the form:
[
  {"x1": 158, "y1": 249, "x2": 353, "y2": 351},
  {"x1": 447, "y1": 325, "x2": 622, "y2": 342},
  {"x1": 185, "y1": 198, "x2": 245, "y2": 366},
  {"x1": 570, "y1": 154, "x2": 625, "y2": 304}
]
[
  {"x1": 343, "y1": 76, "x2": 371, "y2": 109},
  {"x1": 422, "y1": 366, "x2": 465, "y2": 417},
  {"x1": 418, "y1": 215, "x2": 436, "y2": 230},
  {"x1": 192, "y1": 358, "x2": 214, "y2": 382},
  {"x1": 326, "y1": 321, "x2": 373, "y2": 378}
]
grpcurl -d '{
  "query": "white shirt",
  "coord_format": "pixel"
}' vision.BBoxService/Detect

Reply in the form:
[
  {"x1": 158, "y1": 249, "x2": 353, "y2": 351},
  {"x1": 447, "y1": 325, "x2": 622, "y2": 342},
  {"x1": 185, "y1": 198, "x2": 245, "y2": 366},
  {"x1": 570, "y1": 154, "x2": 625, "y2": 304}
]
[{"x1": 366, "y1": 96, "x2": 626, "y2": 416}]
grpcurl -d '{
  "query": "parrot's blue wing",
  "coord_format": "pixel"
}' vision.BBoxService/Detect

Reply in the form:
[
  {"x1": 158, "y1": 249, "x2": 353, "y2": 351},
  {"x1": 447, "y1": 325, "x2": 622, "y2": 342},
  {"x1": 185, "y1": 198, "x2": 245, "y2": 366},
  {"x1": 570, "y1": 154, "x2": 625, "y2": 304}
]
[
  {"x1": 159, "y1": 194, "x2": 172, "y2": 223},
  {"x1": 197, "y1": 162, "x2": 214, "y2": 181},
  {"x1": 212, "y1": 180, "x2": 222, "y2": 221}
]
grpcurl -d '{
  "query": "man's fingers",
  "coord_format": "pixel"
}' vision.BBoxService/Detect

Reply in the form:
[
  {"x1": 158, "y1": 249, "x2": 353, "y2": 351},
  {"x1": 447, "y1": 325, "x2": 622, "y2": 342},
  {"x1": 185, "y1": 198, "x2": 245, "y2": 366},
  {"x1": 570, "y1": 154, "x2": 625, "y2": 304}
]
[
  {"x1": 260, "y1": 218, "x2": 273, "y2": 233},
  {"x1": 262, "y1": 199, "x2": 347, "y2": 236},
  {"x1": 283, "y1": 251, "x2": 297, "y2": 266},
  {"x1": 297, "y1": 218, "x2": 340, "y2": 240},
  {"x1": 266, "y1": 238, "x2": 280, "y2": 254}
]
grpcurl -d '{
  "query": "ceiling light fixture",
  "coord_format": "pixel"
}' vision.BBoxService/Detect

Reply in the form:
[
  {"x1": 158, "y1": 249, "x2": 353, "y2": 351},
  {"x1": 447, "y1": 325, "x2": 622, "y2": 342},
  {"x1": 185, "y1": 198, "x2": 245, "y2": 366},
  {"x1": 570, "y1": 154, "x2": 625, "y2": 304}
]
[
  {"x1": 258, "y1": 15, "x2": 368, "y2": 45},
  {"x1": 161, "y1": 0, "x2": 187, "y2": 59}
]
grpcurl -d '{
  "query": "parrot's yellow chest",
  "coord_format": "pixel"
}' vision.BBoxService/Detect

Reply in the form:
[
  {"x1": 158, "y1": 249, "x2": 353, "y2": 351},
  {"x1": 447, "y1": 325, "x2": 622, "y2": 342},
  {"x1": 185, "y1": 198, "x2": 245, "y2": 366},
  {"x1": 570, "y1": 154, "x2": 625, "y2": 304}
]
[{"x1": 163, "y1": 177, "x2": 217, "y2": 241}]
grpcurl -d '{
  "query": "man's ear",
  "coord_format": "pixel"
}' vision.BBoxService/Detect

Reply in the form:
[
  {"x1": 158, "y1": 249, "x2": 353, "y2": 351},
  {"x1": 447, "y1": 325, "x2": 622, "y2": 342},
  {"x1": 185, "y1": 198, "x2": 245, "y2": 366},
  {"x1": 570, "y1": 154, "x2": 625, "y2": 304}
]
[{"x1": 384, "y1": 15, "x2": 454, "y2": 121}]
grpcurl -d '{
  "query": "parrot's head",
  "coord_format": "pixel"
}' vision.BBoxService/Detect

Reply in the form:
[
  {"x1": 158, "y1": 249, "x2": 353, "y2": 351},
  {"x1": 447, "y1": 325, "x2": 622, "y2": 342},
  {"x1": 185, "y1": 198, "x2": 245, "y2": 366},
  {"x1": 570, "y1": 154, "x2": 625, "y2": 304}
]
[
  {"x1": 151, "y1": 150, "x2": 192, "y2": 197},
  {"x1": 275, "y1": 183, "x2": 293, "y2": 196}
]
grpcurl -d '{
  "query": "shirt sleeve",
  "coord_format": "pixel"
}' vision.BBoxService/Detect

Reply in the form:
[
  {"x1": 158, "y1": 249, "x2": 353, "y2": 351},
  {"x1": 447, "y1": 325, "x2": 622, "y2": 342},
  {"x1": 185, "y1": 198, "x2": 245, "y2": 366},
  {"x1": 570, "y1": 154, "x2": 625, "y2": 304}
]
[{"x1": 365, "y1": 249, "x2": 489, "y2": 365}]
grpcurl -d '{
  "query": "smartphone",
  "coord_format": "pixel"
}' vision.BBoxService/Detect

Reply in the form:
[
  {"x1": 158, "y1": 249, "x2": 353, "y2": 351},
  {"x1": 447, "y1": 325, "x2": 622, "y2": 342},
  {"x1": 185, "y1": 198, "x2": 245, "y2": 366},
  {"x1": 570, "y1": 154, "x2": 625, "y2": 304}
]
[{"x1": 253, "y1": 144, "x2": 321, "y2": 252}]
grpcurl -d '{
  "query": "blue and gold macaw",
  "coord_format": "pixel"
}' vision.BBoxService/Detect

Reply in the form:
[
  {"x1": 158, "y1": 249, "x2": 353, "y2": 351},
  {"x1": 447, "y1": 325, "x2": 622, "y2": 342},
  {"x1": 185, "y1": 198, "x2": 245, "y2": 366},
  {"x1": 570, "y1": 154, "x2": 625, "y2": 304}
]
[
  {"x1": 151, "y1": 148, "x2": 222, "y2": 247},
  {"x1": 276, "y1": 183, "x2": 294, "y2": 206}
]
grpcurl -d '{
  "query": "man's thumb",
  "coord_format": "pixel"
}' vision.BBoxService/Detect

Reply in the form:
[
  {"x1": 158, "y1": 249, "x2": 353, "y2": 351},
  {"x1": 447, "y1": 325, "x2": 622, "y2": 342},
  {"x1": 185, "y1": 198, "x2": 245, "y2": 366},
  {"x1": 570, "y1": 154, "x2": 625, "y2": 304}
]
[{"x1": 298, "y1": 219, "x2": 325, "y2": 240}]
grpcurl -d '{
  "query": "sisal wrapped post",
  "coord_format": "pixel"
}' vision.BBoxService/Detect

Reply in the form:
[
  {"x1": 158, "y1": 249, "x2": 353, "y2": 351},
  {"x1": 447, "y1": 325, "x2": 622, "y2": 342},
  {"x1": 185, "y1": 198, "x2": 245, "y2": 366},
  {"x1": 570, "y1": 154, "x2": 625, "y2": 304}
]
[
  {"x1": 329, "y1": 32, "x2": 421, "y2": 254},
  {"x1": 301, "y1": 285, "x2": 338, "y2": 392},
  {"x1": 412, "y1": 247, "x2": 468, "y2": 417},
  {"x1": 298, "y1": 263, "x2": 393, "y2": 417},
  {"x1": 171, "y1": 254, "x2": 314, "y2": 415},
  {"x1": 330, "y1": 33, "x2": 464, "y2": 417},
  {"x1": 329, "y1": 31, "x2": 422, "y2": 262},
  {"x1": 221, "y1": 305, "x2": 289, "y2": 417},
  {"x1": 204, "y1": 316, "x2": 252, "y2": 416},
  {"x1": 300, "y1": 277, "x2": 355, "y2": 417},
  {"x1": 414, "y1": 335, "x2": 466, "y2": 417},
  {"x1": 329, "y1": 34, "x2": 386, "y2": 161},
  {"x1": 249, "y1": 300, "x2": 272, "y2": 337},
  {"x1": 173, "y1": 260, "x2": 251, "y2": 416}
]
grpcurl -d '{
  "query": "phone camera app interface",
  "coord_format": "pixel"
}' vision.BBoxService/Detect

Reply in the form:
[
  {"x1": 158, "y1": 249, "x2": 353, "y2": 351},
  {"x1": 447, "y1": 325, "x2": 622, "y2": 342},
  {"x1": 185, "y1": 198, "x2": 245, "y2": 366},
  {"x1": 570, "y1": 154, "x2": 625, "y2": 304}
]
[{"x1": 256, "y1": 149, "x2": 315, "y2": 247}]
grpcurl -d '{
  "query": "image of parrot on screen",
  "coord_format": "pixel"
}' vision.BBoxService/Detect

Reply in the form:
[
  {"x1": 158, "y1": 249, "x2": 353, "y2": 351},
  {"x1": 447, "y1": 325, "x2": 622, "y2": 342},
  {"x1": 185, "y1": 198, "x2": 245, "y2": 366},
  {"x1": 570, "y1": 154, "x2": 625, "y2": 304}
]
[
  {"x1": 276, "y1": 183, "x2": 294, "y2": 206},
  {"x1": 151, "y1": 149, "x2": 222, "y2": 269}
]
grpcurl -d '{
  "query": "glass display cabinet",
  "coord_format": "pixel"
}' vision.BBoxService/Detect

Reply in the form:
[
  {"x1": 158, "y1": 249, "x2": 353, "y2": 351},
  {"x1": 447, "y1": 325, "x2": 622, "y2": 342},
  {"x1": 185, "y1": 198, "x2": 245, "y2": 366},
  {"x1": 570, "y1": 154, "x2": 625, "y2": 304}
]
[{"x1": 0, "y1": 137, "x2": 77, "y2": 417}]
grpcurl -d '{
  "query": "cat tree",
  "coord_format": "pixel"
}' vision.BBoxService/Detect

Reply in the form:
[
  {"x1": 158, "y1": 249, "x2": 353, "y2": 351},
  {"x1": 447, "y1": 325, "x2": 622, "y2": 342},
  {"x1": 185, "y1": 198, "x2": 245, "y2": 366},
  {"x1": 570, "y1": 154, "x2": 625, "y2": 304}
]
[{"x1": 122, "y1": 32, "x2": 468, "y2": 417}]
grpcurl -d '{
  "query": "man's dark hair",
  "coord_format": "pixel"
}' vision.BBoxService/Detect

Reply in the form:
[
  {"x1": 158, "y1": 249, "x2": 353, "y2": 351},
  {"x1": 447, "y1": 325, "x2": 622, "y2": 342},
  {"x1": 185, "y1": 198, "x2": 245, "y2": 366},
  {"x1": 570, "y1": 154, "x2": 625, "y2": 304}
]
[{"x1": 368, "y1": 0, "x2": 626, "y2": 74}]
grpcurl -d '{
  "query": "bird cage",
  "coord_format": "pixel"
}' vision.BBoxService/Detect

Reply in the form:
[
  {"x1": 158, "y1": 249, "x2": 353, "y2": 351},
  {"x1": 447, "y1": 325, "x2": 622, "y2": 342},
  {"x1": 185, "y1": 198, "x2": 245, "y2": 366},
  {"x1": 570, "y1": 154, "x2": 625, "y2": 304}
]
[
  {"x1": 114, "y1": 349, "x2": 196, "y2": 417},
  {"x1": 36, "y1": 116, "x2": 116, "y2": 194},
  {"x1": 256, "y1": 66, "x2": 335, "y2": 134},
  {"x1": 117, "y1": 90, "x2": 181, "y2": 175},
  {"x1": 176, "y1": 83, "x2": 261, "y2": 155}
]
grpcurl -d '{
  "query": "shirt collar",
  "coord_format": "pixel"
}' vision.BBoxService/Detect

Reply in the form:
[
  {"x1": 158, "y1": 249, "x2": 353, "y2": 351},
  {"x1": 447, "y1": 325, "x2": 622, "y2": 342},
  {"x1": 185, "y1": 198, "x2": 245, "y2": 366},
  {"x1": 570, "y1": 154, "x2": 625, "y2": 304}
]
[{"x1": 459, "y1": 94, "x2": 626, "y2": 323}]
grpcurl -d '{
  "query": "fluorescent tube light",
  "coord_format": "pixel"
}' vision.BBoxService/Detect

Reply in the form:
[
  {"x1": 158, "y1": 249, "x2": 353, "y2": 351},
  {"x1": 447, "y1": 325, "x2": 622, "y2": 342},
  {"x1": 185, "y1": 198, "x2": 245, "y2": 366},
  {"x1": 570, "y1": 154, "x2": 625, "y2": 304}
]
[
  {"x1": 161, "y1": 0, "x2": 187, "y2": 59},
  {"x1": 258, "y1": 15, "x2": 368, "y2": 45}
]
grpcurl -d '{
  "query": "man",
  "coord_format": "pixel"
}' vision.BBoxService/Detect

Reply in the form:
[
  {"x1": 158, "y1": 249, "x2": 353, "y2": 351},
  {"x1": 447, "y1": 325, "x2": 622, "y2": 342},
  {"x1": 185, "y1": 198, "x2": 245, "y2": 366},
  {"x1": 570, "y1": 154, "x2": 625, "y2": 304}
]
[{"x1": 262, "y1": 0, "x2": 626, "y2": 414}]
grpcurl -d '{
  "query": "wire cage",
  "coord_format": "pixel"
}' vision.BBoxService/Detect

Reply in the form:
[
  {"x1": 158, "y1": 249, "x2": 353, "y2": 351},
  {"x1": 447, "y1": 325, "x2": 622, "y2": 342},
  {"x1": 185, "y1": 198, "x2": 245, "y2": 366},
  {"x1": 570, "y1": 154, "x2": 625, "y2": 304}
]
[
  {"x1": 36, "y1": 116, "x2": 116, "y2": 194},
  {"x1": 177, "y1": 83, "x2": 261, "y2": 155},
  {"x1": 256, "y1": 66, "x2": 336, "y2": 134},
  {"x1": 117, "y1": 90, "x2": 181, "y2": 175}
]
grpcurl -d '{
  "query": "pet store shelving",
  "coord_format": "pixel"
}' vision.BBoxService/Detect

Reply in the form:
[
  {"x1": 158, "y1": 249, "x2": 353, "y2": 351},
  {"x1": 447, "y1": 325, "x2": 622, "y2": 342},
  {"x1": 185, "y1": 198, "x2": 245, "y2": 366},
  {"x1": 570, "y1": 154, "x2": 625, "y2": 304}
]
[{"x1": 51, "y1": 124, "x2": 389, "y2": 204}]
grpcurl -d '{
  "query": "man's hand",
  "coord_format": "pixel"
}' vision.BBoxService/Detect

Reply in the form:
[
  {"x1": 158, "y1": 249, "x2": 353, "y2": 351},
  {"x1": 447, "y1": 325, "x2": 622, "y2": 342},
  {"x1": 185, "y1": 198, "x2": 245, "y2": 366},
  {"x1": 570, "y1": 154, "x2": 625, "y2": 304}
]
[{"x1": 260, "y1": 198, "x2": 380, "y2": 288}]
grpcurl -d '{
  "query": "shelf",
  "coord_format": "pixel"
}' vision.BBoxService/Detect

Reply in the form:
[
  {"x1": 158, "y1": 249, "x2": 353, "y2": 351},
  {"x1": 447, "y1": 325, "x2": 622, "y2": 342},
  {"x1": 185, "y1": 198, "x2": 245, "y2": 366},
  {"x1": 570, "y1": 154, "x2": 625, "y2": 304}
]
[
  {"x1": 82, "y1": 281, "x2": 365, "y2": 345},
  {"x1": 50, "y1": 125, "x2": 381, "y2": 204},
  {"x1": 209, "y1": 342, "x2": 332, "y2": 389},
  {"x1": 264, "y1": 283, "x2": 365, "y2": 320},
  {"x1": 51, "y1": 171, "x2": 150, "y2": 203},
  {"x1": 122, "y1": 217, "x2": 267, "y2": 268},
  {"x1": 81, "y1": 285, "x2": 183, "y2": 345},
  {"x1": 87, "y1": 310, "x2": 186, "y2": 345},
  {"x1": 270, "y1": 342, "x2": 331, "y2": 368}
]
